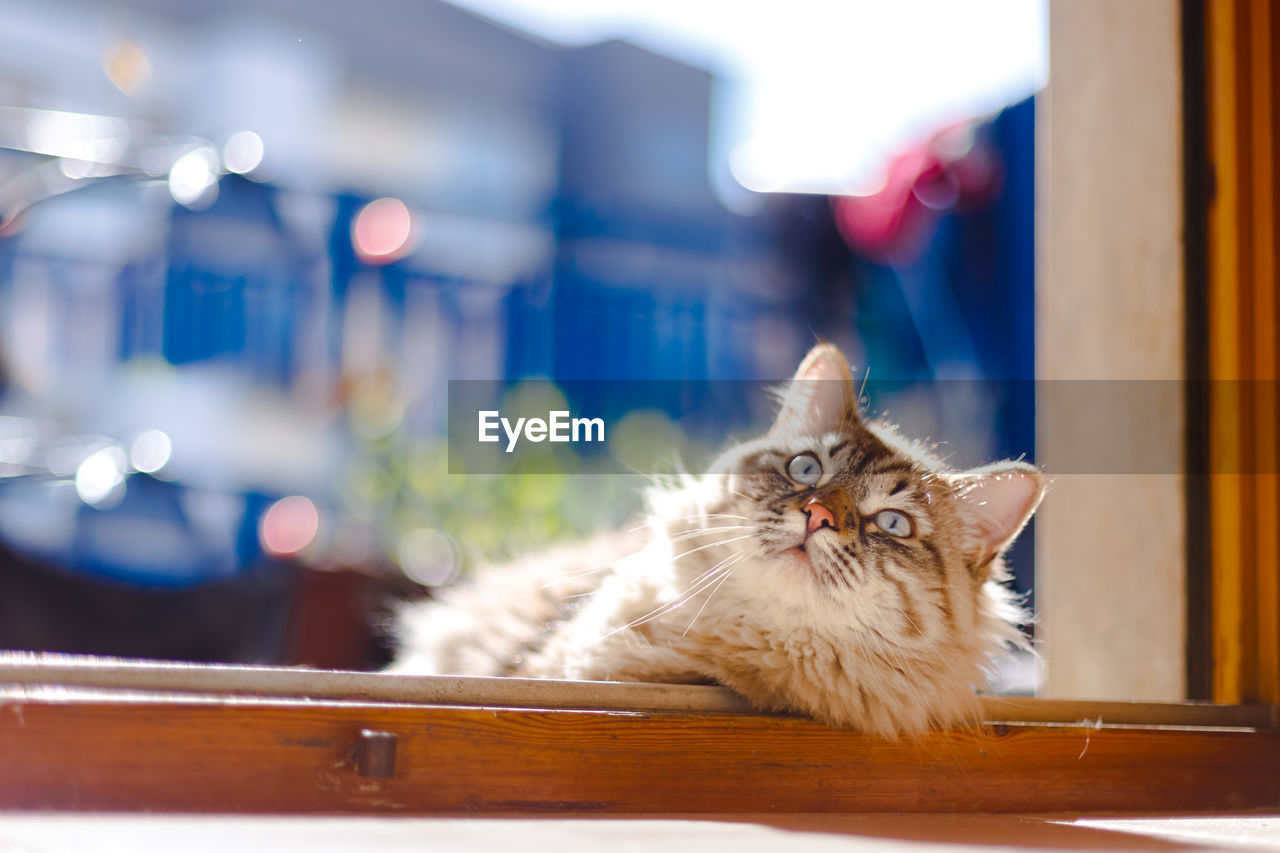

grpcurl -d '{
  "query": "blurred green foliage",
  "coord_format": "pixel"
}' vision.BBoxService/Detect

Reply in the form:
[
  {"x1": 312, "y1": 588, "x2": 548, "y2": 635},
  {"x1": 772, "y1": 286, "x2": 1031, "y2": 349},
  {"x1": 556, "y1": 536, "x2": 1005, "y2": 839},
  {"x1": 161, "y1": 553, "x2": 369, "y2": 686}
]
[{"x1": 339, "y1": 380, "x2": 721, "y2": 578}]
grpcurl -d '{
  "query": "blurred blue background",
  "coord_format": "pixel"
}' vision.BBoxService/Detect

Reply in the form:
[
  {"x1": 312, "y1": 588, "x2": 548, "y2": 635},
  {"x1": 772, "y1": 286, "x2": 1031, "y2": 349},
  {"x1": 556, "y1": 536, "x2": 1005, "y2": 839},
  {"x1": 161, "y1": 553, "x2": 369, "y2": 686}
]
[{"x1": 0, "y1": 0, "x2": 1042, "y2": 669}]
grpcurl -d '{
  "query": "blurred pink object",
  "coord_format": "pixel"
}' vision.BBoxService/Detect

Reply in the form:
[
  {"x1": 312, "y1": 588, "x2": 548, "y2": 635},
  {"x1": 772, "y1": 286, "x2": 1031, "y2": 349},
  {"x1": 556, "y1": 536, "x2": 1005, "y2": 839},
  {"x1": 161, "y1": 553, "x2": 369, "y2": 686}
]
[{"x1": 833, "y1": 120, "x2": 1003, "y2": 266}]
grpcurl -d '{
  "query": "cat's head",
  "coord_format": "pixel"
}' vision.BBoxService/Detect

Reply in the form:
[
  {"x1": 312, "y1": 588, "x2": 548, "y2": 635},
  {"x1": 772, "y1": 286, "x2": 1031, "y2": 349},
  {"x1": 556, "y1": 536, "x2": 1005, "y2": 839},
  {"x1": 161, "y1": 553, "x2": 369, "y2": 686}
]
[{"x1": 707, "y1": 344, "x2": 1043, "y2": 631}]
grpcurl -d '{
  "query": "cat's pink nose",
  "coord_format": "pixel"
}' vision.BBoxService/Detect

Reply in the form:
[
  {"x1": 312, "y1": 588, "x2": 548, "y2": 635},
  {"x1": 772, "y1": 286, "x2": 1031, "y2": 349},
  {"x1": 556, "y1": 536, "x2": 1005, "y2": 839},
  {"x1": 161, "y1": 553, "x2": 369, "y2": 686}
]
[{"x1": 804, "y1": 499, "x2": 836, "y2": 533}]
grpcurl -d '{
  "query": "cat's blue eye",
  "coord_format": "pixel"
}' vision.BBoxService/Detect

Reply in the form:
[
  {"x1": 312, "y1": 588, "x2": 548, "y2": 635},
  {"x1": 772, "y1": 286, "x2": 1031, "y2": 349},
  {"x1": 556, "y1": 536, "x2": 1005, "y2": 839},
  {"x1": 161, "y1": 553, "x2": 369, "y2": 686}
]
[
  {"x1": 786, "y1": 452, "x2": 822, "y2": 485},
  {"x1": 873, "y1": 509, "x2": 913, "y2": 538}
]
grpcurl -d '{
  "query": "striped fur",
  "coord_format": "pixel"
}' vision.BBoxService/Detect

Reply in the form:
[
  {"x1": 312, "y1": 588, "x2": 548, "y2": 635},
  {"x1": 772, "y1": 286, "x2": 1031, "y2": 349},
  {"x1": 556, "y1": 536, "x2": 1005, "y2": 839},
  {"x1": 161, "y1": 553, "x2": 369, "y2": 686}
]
[{"x1": 391, "y1": 345, "x2": 1043, "y2": 736}]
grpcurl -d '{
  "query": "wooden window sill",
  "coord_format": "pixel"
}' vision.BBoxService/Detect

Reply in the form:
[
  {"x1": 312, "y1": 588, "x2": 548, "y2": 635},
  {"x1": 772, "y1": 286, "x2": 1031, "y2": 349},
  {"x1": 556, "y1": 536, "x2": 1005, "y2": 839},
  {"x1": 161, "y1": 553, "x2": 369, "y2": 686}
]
[{"x1": 1, "y1": 654, "x2": 1277, "y2": 815}]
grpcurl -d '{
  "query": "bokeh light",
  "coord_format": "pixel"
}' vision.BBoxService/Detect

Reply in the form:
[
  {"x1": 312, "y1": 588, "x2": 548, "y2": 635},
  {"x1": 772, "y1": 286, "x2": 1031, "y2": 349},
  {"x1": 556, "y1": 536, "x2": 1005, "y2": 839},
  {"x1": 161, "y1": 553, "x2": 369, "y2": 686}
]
[
  {"x1": 352, "y1": 198, "x2": 414, "y2": 263},
  {"x1": 75, "y1": 447, "x2": 128, "y2": 508},
  {"x1": 168, "y1": 147, "x2": 220, "y2": 208},
  {"x1": 129, "y1": 429, "x2": 172, "y2": 474},
  {"x1": 348, "y1": 377, "x2": 406, "y2": 441},
  {"x1": 0, "y1": 416, "x2": 37, "y2": 468},
  {"x1": 259, "y1": 495, "x2": 319, "y2": 556},
  {"x1": 398, "y1": 528, "x2": 461, "y2": 587},
  {"x1": 609, "y1": 409, "x2": 685, "y2": 473},
  {"x1": 103, "y1": 38, "x2": 153, "y2": 96},
  {"x1": 222, "y1": 130, "x2": 264, "y2": 175}
]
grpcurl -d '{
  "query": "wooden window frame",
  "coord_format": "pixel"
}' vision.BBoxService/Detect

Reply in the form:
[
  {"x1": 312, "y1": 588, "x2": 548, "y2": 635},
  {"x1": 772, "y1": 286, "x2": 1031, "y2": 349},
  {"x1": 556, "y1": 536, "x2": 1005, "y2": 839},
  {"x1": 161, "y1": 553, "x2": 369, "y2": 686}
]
[
  {"x1": 0, "y1": 657, "x2": 1277, "y2": 814},
  {"x1": 1202, "y1": 0, "x2": 1280, "y2": 707},
  {"x1": 1039, "y1": 0, "x2": 1280, "y2": 710}
]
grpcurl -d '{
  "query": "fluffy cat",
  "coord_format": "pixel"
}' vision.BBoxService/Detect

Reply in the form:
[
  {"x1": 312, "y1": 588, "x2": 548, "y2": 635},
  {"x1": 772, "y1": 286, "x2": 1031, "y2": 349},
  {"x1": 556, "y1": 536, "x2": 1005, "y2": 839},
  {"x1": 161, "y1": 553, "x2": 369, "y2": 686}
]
[{"x1": 390, "y1": 344, "x2": 1044, "y2": 737}]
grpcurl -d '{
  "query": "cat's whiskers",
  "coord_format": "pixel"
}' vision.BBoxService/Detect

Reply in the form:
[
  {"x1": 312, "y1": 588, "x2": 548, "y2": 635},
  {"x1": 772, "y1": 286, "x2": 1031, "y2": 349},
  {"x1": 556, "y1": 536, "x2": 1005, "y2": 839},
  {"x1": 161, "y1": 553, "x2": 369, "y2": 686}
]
[
  {"x1": 681, "y1": 556, "x2": 742, "y2": 637},
  {"x1": 545, "y1": 516, "x2": 759, "y2": 590},
  {"x1": 539, "y1": 560, "x2": 624, "y2": 588},
  {"x1": 897, "y1": 601, "x2": 926, "y2": 638},
  {"x1": 666, "y1": 532, "x2": 756, "y2": 565},
  {"x1": 601, "y1": 547, "x2": 746, "y2": 640},
  {"x1": 543, "y1": 524, "x2": 759, "y2": 590},
  {"x1": 666, "y1": 524, "x2": 764, "y2": 543},
  {"x1": 600, "y1": 560, "x2": 739, "y2": 640},
  {"x1": 667, "y1": 512, "x2": 753, "y2": 523},
  {"x1": 686, "y1": 547, "x2": 748, "y2": 587},
  {"x1": 626, "y1": 513, "x2": 750, "y2": 533}
]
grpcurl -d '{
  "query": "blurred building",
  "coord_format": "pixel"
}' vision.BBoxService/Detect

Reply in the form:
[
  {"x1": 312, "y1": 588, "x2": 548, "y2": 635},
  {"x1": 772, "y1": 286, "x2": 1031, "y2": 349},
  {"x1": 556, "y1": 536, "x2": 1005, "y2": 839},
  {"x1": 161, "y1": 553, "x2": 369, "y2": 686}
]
[{"x1": 0, "y1": 0, "x2": 1036, "y2": 665}]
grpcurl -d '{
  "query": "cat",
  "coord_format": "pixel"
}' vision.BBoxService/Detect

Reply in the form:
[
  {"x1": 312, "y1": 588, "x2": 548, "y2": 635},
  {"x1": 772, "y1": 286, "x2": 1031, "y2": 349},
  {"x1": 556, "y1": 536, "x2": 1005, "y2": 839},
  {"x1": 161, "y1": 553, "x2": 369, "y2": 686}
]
[{"x1": 389, "y1": 344, "x2": 1044, "y2": 737}]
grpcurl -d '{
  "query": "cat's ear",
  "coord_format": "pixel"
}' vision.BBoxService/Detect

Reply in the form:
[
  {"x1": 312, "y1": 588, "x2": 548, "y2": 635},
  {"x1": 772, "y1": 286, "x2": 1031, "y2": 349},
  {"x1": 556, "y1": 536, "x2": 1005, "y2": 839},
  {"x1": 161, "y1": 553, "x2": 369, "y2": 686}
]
[
  {"x1": 771, "y1": 344, "x2": 859, "y2": 436},
  {"x1": 951, "y1": 463, "x2": 1044, "y2": 571}
]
